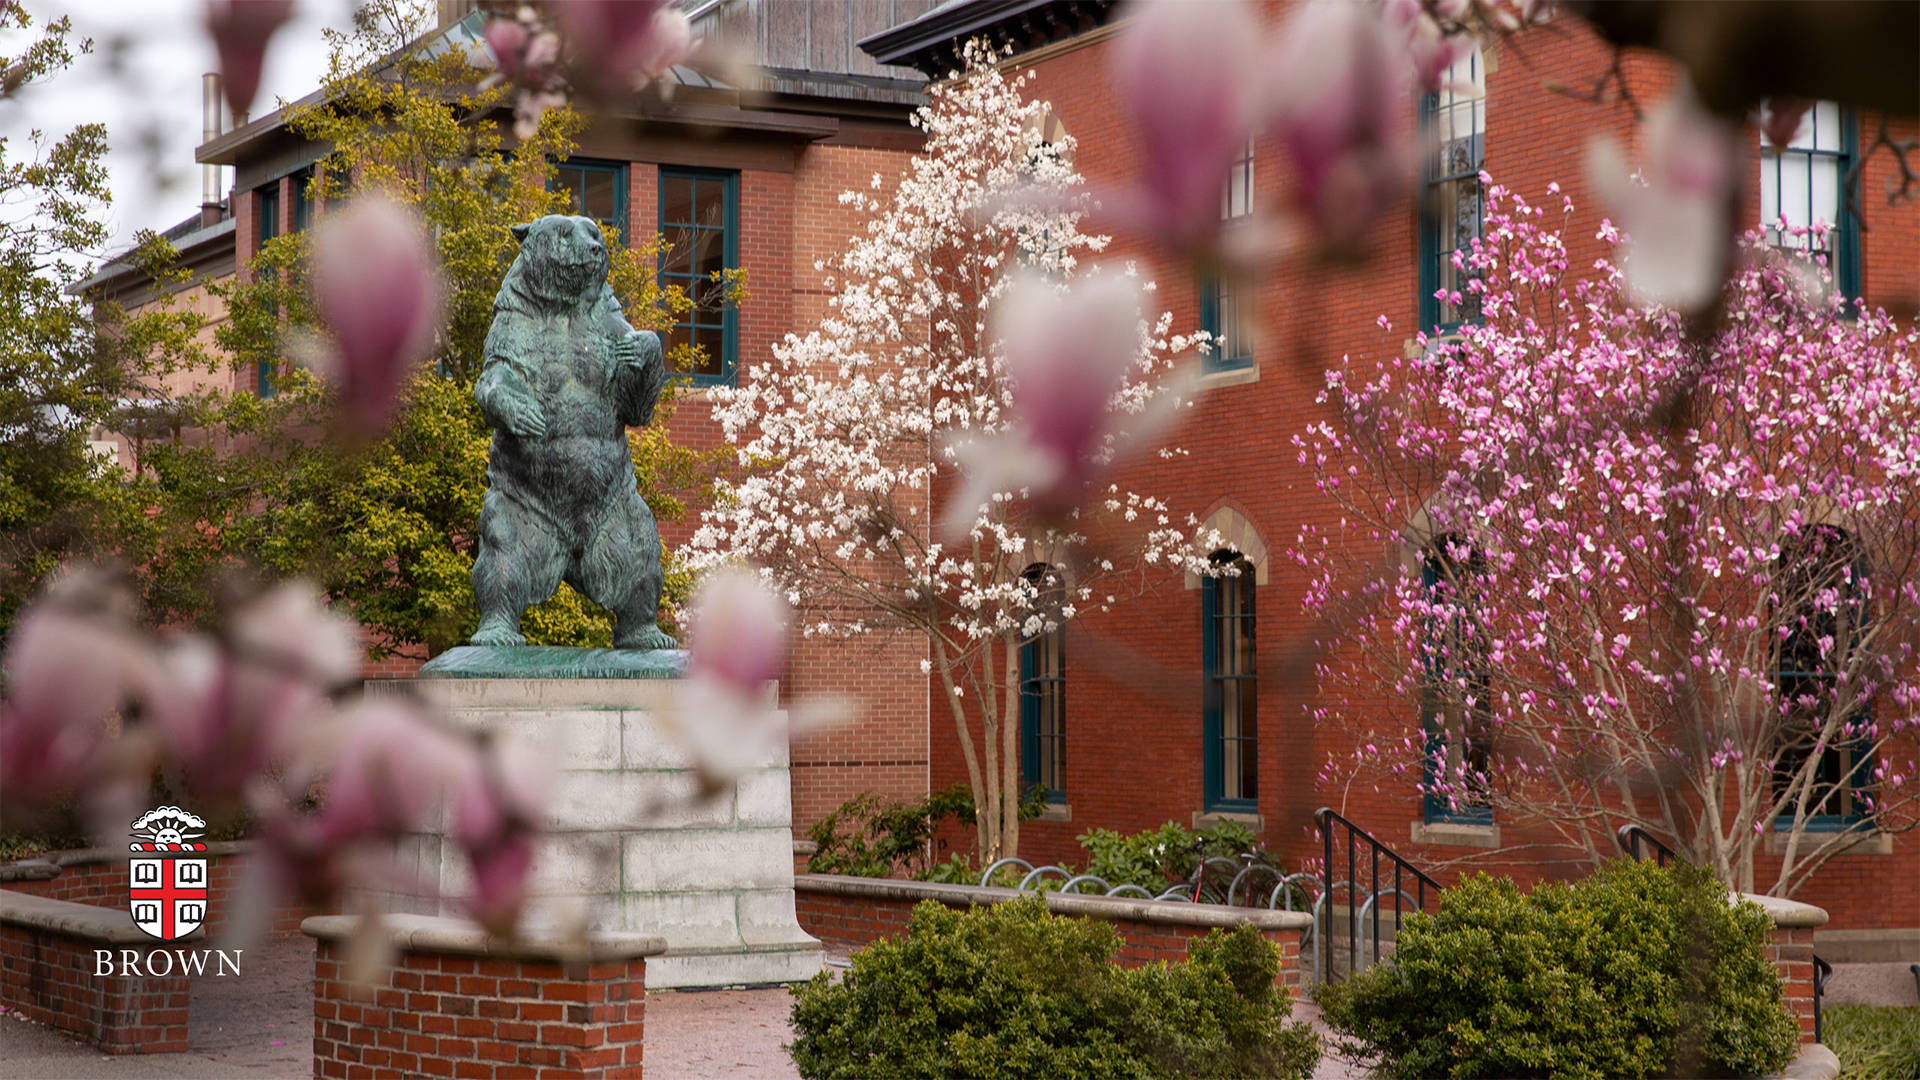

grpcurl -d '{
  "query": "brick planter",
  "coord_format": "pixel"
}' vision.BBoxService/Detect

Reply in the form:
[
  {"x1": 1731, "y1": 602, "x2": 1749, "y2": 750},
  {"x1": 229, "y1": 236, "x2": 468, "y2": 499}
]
[
  {"x1": 794, "y1": 873, "x2": 1311, "y2": 990},
  {"x1": 0, "y1": 890, "x2": 191, "y2": 1053},
  {"x1": 1740, "y1": 892, "x2": 1830, "y2": 1044},
  {"x1": 2, "y1": 843, "x2": 325, "y2": 938},
  {"x1": 303, "y1": 914, "x2": 665, "y2": 1079}
]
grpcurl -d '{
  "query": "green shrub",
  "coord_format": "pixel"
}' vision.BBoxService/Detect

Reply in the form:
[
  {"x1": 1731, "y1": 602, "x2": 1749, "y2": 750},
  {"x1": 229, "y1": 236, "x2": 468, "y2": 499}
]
[
  {"x1": 1317, "y1": 860, "x2": 1797, "y2": 1080},
  {"x1": 1077, "y1": 819, "x2": 1276, "y2": 898},
  {"x1": 788, "y1": 896, "x2": 1319, "y2": 1079},
  {"x1": 806, "y1": 785, "x2": 977, "y2": 879},
  {"x1": 1826, "y1": 1005, "x2": 1920, "y2": 1080}
]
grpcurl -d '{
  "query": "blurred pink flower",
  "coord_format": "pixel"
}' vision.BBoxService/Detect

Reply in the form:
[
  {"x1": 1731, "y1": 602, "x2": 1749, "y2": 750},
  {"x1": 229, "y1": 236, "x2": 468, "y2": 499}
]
[
  {"x1": 688, "y1": 568, "x2": 789, "y2": 691},
  {"x1": 0, "y1": 574, "x2": 152, "y2": 805},
  {"x1": 942, "y1": 272, "x2": 1150, "y2": 537},
  {"x1": 310, "y1": 196, "x2": 446, "y2": 434},
  {"x1": 1268, "y1": 0, "x2": 1419, "y2": 255},
  {"x1": 1756, "y1": 97, "x2": 1812, "y2": 149},
  {"x1": 1385, "y1": 0, "x2": 1471, "y2": 93},
  {"x1": 203, "y1": 0, "x2": 293, "y2": 120},
  {"x1": 450, "y1": 742, "x2": 548, "y2": 936},
  {"x1": 555, "y1": 0, "x2": 695, "y2": 97},
  {"x1": 1585, "y1": 83, "x2": 1743, "y2": 311},
  {"x1": 313, "y1": 700, "x2": 464, "y2": 848},
  {"x1": 1107, "y1": 0, "x2": 1264, "y2": 254}
]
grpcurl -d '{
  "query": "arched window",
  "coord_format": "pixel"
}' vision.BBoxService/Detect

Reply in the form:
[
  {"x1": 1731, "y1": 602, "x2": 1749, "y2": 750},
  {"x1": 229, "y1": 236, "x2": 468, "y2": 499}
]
[
  {"x1": 1773, "y1": 526, "x2": 1873, "y2": 826},
  {"x1": 1019, "y1": 564, "x2": 1067, "y2": 800},
  {"x1": 1204, "y1": 551, "x2": 1257, "y2": 811},
  {"x1": 1420, "y1": 534, "x2": 1491, "y2": 824}
]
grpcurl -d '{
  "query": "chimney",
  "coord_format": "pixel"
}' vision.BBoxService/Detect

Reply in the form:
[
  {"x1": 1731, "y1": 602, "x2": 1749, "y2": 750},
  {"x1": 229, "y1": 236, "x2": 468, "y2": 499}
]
[{"x1": 201, "y1": 72, "x2": 224, "y2": 228}]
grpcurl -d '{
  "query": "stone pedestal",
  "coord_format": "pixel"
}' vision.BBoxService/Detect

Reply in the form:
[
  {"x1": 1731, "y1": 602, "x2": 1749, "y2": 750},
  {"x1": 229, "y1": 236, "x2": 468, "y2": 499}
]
[{"x1": 379, "y1": 670, "x2": 823, "y2": 989}]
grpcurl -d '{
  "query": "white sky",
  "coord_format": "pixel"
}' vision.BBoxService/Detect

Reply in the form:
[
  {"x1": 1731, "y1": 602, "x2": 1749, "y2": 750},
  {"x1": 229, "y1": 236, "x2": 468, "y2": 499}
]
[{"x1": 0, "y1": 0, "x2": 363, "y2": 257}]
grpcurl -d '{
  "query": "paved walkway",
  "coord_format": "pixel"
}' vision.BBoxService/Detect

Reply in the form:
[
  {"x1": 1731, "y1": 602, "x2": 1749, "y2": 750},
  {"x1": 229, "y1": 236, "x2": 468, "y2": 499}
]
[{"x1": 0, "y1": 938, "x2": 1370, "y2": 1080}]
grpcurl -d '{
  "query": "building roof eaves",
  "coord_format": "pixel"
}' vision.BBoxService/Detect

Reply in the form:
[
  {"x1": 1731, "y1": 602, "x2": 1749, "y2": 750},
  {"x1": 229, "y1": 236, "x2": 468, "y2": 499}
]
[{"x1": 858, "y1": 0, "x2": 1122, "y2": 77}]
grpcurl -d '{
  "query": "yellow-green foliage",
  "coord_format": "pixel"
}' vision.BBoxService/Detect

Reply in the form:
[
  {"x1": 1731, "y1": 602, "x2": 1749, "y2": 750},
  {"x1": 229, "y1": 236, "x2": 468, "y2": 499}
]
[
  {"x1": 789, "y1": 896, "x2": 1320, "y2": 1079},
  {"x1": 1317, "y1": 860, "x2": 1798, "y2": 1080},
  {"x1": 133, "y1": 0, "x2": 729, "y2": 652},
  {"x1": 1827, "y1": 1006, "x2": 1920, "y2": 1080}
]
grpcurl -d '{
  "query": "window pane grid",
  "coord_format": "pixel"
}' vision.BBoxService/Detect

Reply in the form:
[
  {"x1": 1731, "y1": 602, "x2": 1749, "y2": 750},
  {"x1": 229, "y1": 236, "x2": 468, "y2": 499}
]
[
  {"x1": 1205, "y1": 563, "x2": 1257, "y2": 807},
  {"x1": 1771, "y1": 529, "x2": 1872, "y2": 824},
  {"x1": 1421, "y1": 46, "x2": 1484, "y2": 332},
  {"x1": 1420, "y1": 541, "x2": 1492, "y2": 824},
  {"x1": 659, "y1": 170, "x2": 736, "y2": 383},
  {"x1": 1020, "y1": 567, "x2": 1067, "y2": 799}
]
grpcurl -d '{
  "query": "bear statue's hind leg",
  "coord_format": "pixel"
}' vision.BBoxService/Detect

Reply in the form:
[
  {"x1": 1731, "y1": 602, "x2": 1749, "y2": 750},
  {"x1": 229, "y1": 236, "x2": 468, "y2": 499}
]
[
  {"x1": 472, "y1": 490, "x2": 566, "y2": 647},
  {"x1": 579, "y1": 492, "x2": 677, "y2": 651}
]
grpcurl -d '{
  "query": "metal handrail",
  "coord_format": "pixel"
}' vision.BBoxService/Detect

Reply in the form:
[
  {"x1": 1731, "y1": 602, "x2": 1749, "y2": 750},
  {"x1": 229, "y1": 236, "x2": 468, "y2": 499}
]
[
  {"x1": 1613, "y1": 823, "x2": 1683, "y2": 866},
  {"x1": 1813, "y1": 954, "x2": 1831, "y2": 1044},
  {"x1": 1315, "y1": 807, "x2": 1443, "y2": 983}
]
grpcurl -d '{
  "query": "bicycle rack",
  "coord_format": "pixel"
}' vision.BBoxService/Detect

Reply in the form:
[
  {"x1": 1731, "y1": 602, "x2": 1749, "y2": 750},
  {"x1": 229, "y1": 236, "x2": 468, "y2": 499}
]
[
  {"x1": 1059, "y1": 874, "x2": 1113, "y2": 895},
  {"x1": 978, "y1": 857, "x2": 1032, "y2": 887},
  {"x1": 1356, "y1": 888, "x2": 1421, "y2": 966},
  {"x1": 1016, "y1": 865, "x2": 1072, "y2": 891},
  {"x1": 1104, "y1": 883, "x2": 1154, "y2": 899}
]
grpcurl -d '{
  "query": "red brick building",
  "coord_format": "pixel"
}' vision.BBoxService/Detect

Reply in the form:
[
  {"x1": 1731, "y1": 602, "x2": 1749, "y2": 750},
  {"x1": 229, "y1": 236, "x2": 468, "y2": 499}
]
[
  {"x1": 858, "y1": 0, "x2": 1920, "y2": 938},
  {"x1": 86, "y1": 1, "x2": 1917, "y2": 941}
]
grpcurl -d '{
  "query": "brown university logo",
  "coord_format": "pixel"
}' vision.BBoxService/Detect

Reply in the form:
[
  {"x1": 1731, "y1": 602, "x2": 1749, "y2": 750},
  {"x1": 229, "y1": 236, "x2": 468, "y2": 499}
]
[{"x1": 127, "y1": 806, "x2": 209, "y2": 941}]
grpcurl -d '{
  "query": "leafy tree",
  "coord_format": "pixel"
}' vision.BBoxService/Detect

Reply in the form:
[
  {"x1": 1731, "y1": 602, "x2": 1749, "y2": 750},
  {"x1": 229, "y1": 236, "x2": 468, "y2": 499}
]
[
  {"x1": 683, "y1": 45, "x2": 1219, "y2": 864},
  {"x1": 0, "y1": 8, "x2": 212, "y2": 632},
  {"x1": 134, "y1": 0, "x2": 725, "y2": 655},
  {"x1": 1298, "y1": 181, "x2": 1920, "y2": 895}
]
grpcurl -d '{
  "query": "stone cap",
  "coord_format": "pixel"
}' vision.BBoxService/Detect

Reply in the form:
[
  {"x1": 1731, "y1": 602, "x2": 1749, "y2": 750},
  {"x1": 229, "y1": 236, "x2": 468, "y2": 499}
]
[
  {"x1": 1737, "y1": 892, "x2": 1830, "y2": 930},
  {"x1": 301, "y1": 913, "x2": 667, "y2": 963},
  {"x1": 0, "y1": 860, "x2": 60, "y2": 883},
  {"x1": 0, "y1": 889, "x2": 178, "y2": 944},
  {"x1": 796, "y1": 873, "x2": 1314, "y2": 932}
]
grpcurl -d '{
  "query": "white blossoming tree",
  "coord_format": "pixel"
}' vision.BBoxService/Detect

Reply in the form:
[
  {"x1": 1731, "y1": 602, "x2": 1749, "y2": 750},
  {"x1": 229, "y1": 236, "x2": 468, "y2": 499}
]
[{"x1": 683, "y1": 46, "x2": 1221, "y2": 863}]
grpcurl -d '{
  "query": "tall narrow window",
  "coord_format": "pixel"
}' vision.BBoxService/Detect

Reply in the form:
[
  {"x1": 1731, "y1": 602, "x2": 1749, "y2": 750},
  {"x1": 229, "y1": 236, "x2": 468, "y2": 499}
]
[
  {"x1": 291, "y1": 167, "x2": 315, "y2": 233},
  {"x1": 1420, "y1": 535, "x2": 1491, "y2": 824},
  {"x1": 1420, "y1": 45, "x2": 1485, "y2": 333},
  {"x1": 255, "y1": 182, "x2": 282, "y2": 397},
  {"x1": 551, "y1": 158, "x2": 628, "y2": 242},
  {"x1": 1019, "y1": 564, "x2": 1066, "y2": 800},
  {"x1": 1203, "y1": 553, "x2": 1257, "y2": 811},
  {"x1": 658, "y1": 168, "x2": 739, "y2": 385},
  {"x1": 1773, "y1": 526, "x2": 1873, "y2": 827},
  {"x1": 1201, "y1": 140, "x2": 1256, "y2": 374},
  {"x1": 1760, "y1": 102, "x2": 1860, "y2": 301}
]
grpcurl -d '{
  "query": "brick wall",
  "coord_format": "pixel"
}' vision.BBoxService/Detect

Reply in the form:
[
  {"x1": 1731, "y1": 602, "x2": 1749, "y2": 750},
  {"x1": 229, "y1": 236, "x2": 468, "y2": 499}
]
[
  {"x1": 3, "y1": 846, "x2": 324, "y2": 939},
  {"x1": 0, "y1": 893, "x2": 192, "y2": 1054},
  {"x1": 305, "y1": 914, "x2": 661, "y2": 1079},
  {"x1": 793, "y1": 874, "x2": 1307, "y2": 991}
]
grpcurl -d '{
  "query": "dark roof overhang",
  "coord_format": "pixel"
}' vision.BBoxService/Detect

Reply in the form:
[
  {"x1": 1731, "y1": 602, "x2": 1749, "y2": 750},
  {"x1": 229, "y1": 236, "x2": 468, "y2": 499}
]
[{"x1": 858, "y1": 0, "x2": 1123, "y2": 79}]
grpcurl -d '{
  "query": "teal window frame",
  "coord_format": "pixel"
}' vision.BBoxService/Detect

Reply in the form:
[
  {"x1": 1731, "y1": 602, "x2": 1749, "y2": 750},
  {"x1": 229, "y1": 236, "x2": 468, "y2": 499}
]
[
  {"x1": 1202, "y1": 555, "x2": 1258, "y2": 812},
  {"x1": 1418, "y1": 46, "x2": 1484, "y2": 335},
  {"x1": 658, "y1": 167, "x2": 740, "y2": 387},
  {"x1": 291, "y1": 166, "x2": 315, "y2": 234},
  {"x1": 550, "y1": 157, "x2": 629, "y2": 243},
  {"x1": 1420, "y1": 540, "x2": 1492, "y2": 826},
  {"x1": 1199, "y1": 274, "x2": 1253, "y2": 374},
  {"x1": 1760, "y1": 103, "x2": 1862, "y2": 304},
  {"x1": 1772, "y1": 528, "x2": 1874, "y2": 831},
  {"x1": 255, "y1": 181, "x2": 282, "y2": 397},
  {"x1": 1018, "y1": 628, "x2": 1066, "y2": 802}
]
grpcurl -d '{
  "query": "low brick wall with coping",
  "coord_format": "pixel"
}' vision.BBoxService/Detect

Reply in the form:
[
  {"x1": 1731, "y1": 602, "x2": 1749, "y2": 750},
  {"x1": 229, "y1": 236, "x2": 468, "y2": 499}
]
[
  {"x1": 794, "y1": 873, "x2": 1312, "y2": 990},
  {"x1": 303, "y1": 913, "x2": 666, "y2": 1079},
  {"x1": 1, "y1": 842, "x2": 321, "y2": 939},
  {"x1": 0, "y1": 889, "x2": 192, "y2": 1053},
  {"x1": 1741, "y1": 892, "x2": 1830, "y2": 1044}
]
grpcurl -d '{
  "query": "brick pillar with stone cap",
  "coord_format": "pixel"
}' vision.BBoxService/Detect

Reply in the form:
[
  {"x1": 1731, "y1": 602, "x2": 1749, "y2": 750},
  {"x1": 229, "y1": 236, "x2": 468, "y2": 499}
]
[{"x1": 303, "y1": 913, "x2": 665, "y2": 1078}]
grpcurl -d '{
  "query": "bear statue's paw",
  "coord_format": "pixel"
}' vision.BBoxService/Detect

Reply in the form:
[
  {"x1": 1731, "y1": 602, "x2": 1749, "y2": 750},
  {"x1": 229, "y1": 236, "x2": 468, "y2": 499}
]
[
  {"x1": 471, "y1": 624, "x2": 527, "y2": 647},
  {"x1": 614, "y1": 624, "x2": 679, "y2": 651}
]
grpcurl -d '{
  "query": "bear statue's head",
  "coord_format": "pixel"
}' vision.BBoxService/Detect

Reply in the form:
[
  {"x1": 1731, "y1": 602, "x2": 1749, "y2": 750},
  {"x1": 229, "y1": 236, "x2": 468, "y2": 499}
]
[{"x1": 505, "y1": 215, "x2": 610, "y2": 311}]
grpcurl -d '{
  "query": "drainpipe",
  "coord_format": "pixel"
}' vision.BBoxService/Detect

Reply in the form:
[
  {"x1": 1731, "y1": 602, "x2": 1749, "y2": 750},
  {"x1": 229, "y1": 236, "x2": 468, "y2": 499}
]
[{"x1": 201, "y1": 72, "x2": 224, "y2": 227}]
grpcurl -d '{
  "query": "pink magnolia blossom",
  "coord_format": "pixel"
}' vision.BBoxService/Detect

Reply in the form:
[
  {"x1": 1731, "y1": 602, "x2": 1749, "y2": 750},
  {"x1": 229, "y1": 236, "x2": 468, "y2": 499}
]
[
  {"x1": 1108, "y1": 0, "x2": 1264, "y2": 254},
  {"x1": 203, "y1": 0, "x2": 293, "y2": 120},
  {"x1": 310, "y1": 195, "x2": 446, "y2": 433},
  {"x1": 688, "y1": 568, "x2": 789, "y2": 691},
  {"x1": 0, "y1": 570, "x2": 153, "y2": 806},
  {"x1": 1386, "y1": 0, "x2": 1472, "y2": 94},
  {"x1": 1584, "y1": 83, "x2": 1744, "y2": 312},
  {"x1": 555, "y1": 0, "x2": 695, "y2": 97},
  {"x1": 1268, "y1": 0, "x2": 1419, "y2": 255},
  {"x1": 449, "y1": 741, "x2": 548, "y2": 936},
  {"x1": 1756, "y1": 97, "x2": 1812, "y2": 150},
  {"x1": 313, "y1": 699, "x2": 465, "y2": 848},
  {"x1": 943, "y1": 272, "x2": 1157, "y2": 537}
]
